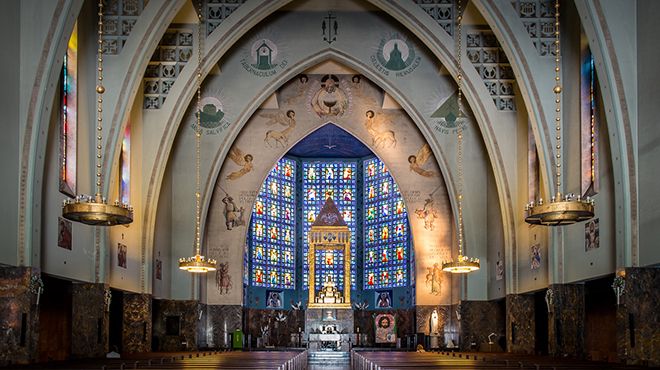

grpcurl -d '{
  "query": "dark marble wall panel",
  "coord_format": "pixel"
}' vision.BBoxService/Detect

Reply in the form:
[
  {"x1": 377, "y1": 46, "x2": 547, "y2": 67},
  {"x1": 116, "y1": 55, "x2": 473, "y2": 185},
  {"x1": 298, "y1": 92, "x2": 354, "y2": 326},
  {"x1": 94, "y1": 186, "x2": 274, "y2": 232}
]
[
  {"x1": 152, "y1": 299, "x2": 199, "y2": 351},
  {"x1": 617, "y1": 268, "x2": 660, "y2": 366},
  {"x1": 122, "y1": 293, "x2": 152, "y2": 353},
  {"x1": 506, "y1": 294, "x2": 535, "y2": 354},
  {"x1": 71, "y1": 283, "x2": 108, "y2": 358},
  {"x1": 245, "y1": 308, "x2": 304, "y2": 347},
  {"x1": 0, "y1": 266, "x2": 38, "y2": 365},
  {"x1": 547, "y1": 284, "x2": 584, "y2": 358},
  {"x1": 458, "y1": 300, "x2": 505, "y2": 352},
  {"x1": 206, "y1": 305, "x2": 242, "y2": 348}
]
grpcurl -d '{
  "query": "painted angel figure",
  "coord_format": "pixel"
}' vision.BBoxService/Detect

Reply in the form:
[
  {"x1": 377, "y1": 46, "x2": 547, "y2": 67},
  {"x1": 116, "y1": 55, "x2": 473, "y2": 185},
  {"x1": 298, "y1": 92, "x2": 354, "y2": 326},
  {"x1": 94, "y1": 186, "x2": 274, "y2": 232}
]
[
  {"x1": 226, "y1": 146, "x2": 254, "y2": 180},
  {"x1": 408, "y1": 143, "x2": 438, "y2": 178}
]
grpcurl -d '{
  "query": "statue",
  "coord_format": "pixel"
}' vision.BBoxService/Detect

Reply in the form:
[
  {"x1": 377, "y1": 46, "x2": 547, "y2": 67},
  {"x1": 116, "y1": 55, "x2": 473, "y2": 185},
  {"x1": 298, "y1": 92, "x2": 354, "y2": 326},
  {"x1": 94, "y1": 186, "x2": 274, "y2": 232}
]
[{"x1": 430, "y1": 309, "x2": 439, "y2": 335}]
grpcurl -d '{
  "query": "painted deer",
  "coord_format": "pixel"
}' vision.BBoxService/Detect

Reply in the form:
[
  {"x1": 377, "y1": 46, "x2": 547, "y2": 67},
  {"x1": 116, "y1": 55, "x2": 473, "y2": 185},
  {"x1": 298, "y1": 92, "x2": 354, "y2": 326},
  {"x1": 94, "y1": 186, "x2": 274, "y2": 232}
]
[{"x1": 263, "y1": 110, "x2": 297, "y2": 148}]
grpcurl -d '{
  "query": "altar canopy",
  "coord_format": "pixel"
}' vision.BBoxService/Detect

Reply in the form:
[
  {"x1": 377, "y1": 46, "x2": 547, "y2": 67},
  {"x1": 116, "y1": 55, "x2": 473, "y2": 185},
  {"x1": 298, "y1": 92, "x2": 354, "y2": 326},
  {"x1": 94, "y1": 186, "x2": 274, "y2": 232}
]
[{"x1": 308, "y1": 198, "x2": 351, "y2": 309}]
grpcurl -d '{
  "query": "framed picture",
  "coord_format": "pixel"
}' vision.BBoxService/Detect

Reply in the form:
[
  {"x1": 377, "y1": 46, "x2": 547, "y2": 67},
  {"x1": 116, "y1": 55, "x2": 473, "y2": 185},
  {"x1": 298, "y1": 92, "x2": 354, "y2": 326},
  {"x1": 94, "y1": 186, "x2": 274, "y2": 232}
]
[
  {"x1": 585, "y1": 218, "x2": 599, "y2": 251},
  {"x1": 266, "y1": 290, "x2": 283, "y2": 308},
  {"x1": 375, "y1": 290, "x2": 392, "y2": 308},
  {"x1": 57, "y1": 217, "x2": 72, "y2": 250},
  {"x1": 118, "y1": 243, "x2": 127, "y2": 268},
  {"x1": 530, "y1": 244, "x2": 541, "y2": 270}
]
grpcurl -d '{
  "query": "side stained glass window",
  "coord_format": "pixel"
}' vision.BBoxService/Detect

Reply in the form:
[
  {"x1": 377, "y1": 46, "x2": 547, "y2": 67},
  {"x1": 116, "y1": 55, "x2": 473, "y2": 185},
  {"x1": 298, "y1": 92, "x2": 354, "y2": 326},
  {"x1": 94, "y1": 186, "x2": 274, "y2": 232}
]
[
  {"x1": 119, "y1": 124, "x2": 130, "y2": 204},
  {"x1": 363, "y1": 157, "x2": 409, "y2": 289},
  {"x1": 302, "y1": 161, "x2": 357, "y2": 290},
  {"x1": 250, "y1": 157, "x2": 296, "y2": 289},
  {"x1": 59, "y1": 23, "x2": 78, "y2": 196}
]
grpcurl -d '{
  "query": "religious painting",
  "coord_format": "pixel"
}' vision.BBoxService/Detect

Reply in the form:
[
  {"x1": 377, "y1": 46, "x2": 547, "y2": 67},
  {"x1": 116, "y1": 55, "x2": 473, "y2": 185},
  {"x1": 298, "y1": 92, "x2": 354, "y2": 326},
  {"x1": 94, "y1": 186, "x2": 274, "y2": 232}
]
[
  {"x1": 57, "y1": 217, "x2": 72, "y2": 250},
  {"x1": 364, "y1": 110, "x2": 397, "y2": 149},
  {"x1": 415, "y1": 197, "x2": 440, "y2": 231},
  {"x1": 155, "y1": 252, "x2": 162, "y2": 280},
  {"x1": 530, "y1": 244, "x2": 541, "y2": 270},
  {"x1": 375, "y1": 314, "x2": 396, "y2": 343},
  {"x1": 585, "y1": 218, "x2": 599, "y2": 252},
  {"x1": 226, "y1": 146, "x2": 253, "y2": 180},
  {"x1": 495, "y1": 252, "x2": 504, "y2": 281},
  {"x1": 375, "y1": 290, "x2": 392, "y2": 308},
  {"x1": 408, "y1": 143, "x2": 438, "y2": 178},
  {"x1": 266, "y1": 290, "x2": 283, "y2": 308},
  {"x1": 215, "y1": 262, "x2": 232, "y2": 295},
  {"x1": 425, "y1": 263, "x2": 441, "y2": 295},
  {"x1": 222, "y1": 194, "x2": 245, "y2": 230},
  {"x1": 117, "y1": 243, "x2": 127, "y2": 268},
  {"x1": 261, "y1": 109, "x2": 296, "y2": 148},
  {"x1": 310, "y1": 74, "x2": 349, "y2": 117}
]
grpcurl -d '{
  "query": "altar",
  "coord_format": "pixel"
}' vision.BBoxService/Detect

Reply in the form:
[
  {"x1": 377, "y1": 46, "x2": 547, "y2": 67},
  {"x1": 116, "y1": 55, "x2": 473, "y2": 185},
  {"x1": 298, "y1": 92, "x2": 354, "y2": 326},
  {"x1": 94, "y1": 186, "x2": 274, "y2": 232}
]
[
  {"x1": 304, "y1": 198, "x2": 355, "y2": 352},
  {"x1": 305, "y1": 308, "x2": 354, "y2": 352}
]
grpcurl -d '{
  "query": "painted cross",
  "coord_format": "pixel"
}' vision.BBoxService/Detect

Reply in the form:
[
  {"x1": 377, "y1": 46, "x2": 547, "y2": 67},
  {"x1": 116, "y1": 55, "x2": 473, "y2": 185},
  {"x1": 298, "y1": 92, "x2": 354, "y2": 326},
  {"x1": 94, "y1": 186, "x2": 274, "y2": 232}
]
[{"x1": 322, "y1": 12, "x2": 338, "y2": 45}]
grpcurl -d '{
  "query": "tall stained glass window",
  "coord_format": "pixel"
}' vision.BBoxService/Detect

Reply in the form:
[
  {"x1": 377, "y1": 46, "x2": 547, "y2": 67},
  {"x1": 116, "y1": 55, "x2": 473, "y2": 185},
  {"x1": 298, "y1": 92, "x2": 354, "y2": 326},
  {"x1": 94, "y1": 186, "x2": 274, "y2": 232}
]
[
  {"x1": 119, "y1": 124, "x2": 130, "y2": 204},
  {"x1": 59, "y1": 23, "x2": 78, "y2": 196},
  {"x1": 250, "y1": 157, "x2": 296, "y2": 289},
  {"x1": 363, "y1": 157, "x2": 409, "y2": 289},
  {"x1": 302, "y1": 161, "x2": 357, "y2": 290}
]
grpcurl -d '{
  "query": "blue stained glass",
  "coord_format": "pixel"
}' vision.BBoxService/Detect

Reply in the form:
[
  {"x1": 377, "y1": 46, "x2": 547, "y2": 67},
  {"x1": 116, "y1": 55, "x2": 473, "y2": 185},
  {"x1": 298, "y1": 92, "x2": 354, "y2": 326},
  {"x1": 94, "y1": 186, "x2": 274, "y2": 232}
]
[
  {"x1": 250, "y1": 157, "x2": 296, "y2": 289},
  {"x1": 302, "y1": 160, "x2": 357, "y2": 290},
  {"x1": 363, "y1": 157, "x2": 410, "y2": 289}
]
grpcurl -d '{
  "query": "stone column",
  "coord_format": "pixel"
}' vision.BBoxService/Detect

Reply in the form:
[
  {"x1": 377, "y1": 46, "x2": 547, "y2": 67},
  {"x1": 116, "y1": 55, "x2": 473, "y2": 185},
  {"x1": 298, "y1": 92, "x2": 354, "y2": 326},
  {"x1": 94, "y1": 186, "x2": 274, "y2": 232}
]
[
  {"x1": 617, "y1": 268, "x2": 660, "y2": 366},
  {"x1": 547, "y1": 284, "x2": 584, "y2": 358},
  {"x1": 71, "y1": 283, "x2": 108, "y2": 358},
  {"x1": 206, "y1": 305, "x2": 243, "y2": 348},
  {"x1": 505, "y1": 294, "x2": 535, "y2": 354},
  {"x1": 457, "y1": 300, "x2": 505, "y2": 352},
  {"x1": 122, "y1": 293, "x2": 152, "y2": 353},
  {"x1": 0, "y1": 266, "x2": 39, "y2": 365}
]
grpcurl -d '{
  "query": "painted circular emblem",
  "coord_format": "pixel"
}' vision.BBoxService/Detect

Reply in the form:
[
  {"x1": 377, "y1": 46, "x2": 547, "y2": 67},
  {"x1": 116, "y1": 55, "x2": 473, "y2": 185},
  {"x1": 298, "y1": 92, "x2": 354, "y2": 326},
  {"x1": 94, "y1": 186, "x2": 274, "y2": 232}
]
[
  {"x1": 372, "y1": 34, "x2": 420, "y2": 77},
  {"x1": 192, "y1": 96, "x2": 230, "y2": 135},
  {"x1": 430, "y1": 92, "x2": 468, "y2": 135},
  {"x1": 241, "y1": 38, "x2": 288, "y2": 77}
]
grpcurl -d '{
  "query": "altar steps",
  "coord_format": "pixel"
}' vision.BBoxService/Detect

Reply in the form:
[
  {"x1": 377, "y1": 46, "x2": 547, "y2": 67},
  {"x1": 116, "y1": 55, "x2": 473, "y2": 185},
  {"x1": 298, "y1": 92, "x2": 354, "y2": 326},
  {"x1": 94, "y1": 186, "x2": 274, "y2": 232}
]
[{"x1": 308, "y1": 351, "x2": 350, "y2": 369}]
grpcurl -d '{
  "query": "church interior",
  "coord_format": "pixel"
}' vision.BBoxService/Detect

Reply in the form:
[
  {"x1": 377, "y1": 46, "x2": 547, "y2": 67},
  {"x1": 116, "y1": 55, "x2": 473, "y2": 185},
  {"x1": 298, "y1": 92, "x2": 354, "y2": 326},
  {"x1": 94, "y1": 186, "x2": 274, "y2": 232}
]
[{"x1": 1, "y1": 0, "x2": 659, "y2": 369}]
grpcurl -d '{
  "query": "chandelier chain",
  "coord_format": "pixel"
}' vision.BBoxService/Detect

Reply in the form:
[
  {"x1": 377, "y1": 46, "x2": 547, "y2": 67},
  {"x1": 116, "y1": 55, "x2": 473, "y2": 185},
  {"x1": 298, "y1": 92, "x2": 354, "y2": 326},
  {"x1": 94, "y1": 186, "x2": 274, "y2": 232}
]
[
  {"x1": 195, "y1": 0, "x2": 203, "y2": 255},
  {"x1": 96, "y1": 0, "x2": 105, "y2": 198},
  {"x1": 553, "y1": 0, "x2": 562, "y2": 194},
  {"x1": 456, "y1": 0, "x2": 464, "y2": 255}
]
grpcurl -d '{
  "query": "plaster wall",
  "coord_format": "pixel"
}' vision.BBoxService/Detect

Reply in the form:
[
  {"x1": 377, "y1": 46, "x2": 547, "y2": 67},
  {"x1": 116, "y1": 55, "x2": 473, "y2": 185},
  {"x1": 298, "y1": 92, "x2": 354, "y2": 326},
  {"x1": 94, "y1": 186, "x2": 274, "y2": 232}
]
[
  {"x1": 637, "y1": 0, "x2": 660, "y2": 266},
  {"x1": 0, "y1": 0, "x2": 20, "y2": 266}
]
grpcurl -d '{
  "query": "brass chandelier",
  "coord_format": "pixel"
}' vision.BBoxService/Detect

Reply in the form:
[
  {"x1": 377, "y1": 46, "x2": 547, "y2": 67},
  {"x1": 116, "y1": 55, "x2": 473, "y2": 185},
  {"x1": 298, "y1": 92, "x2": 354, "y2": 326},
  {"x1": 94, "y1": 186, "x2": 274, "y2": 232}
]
[
  {"x1": 179, "y1": 1, "x2": 216, "y2": 273},
  {"x1": 524, "y1": 0, "x2": 595, "y2": 226},
  {"x1": 62, "y1": 0, "x2": 133, "y2": 226},
  {"x1": 442, "y1": 0, "x2": 479, "y2": 274}
]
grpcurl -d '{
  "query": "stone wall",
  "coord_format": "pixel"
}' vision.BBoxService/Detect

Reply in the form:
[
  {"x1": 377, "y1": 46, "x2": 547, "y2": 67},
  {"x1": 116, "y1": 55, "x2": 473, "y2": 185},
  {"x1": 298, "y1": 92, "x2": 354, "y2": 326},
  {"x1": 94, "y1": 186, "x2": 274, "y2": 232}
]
[
  {"x1": 71, "y1": 283, "x2": 108, "y2": 358},
  {"x1": 245, "y1": 308, "x2": 305, "y2": 347},
  {"x1": 0, "y1": 266, "x2": 38, "y2": 365},
  {"x1": 122, "y1": 293, "x2": 152, "y2": 353},
  {"x1": 206, "y1": 305, "x2": 242, "y2": 348},
  {"x1": 458, "y1": 300, "x2": 505, "y2": 352},
  {"x1": 506, "y1": 294, "x2": 535, "y2": 354},
  {"x1": 617, "y1": 267, "x2": 660, "y2": 366},
  {"x1": 547, "y1": 284, "x2": 584, "y2": 358},
  {"x1": 152, "y1": 299, "x2": 199, "y2": 351}
]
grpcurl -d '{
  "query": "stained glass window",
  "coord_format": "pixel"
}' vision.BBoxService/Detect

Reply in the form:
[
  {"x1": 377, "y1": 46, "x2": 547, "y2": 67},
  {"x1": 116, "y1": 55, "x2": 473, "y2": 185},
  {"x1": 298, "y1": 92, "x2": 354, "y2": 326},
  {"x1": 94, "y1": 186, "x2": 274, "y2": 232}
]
[
  {"x1": 363, "y1": 157, "x2": 409, "y2": 289},
  {"x1": 119, "y1": 124, "x2": 130, "y2": 204},
  {"x1": 580, "y1": 40, "x2": 598, "y2": 196},
  {"x1": 302, "y1": 161, "x2": 357, "y2": 290},
  {"x1": 59, "y1": 22, "x2": 78, "y2": 196},
  {"x1": 250, "y1": 157, "x2": 296, "y2": 289}
]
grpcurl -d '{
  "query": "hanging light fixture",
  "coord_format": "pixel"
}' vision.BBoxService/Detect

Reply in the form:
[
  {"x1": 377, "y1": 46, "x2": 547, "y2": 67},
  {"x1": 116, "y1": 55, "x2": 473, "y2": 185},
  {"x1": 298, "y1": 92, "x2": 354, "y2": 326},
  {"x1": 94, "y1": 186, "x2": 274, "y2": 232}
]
[
  {"x1": 62, "y1": 0, "x2": 133, "y2": 226},
  {"x1": 524, "y1": 0, "x2": 595, "y2": 226},
  {"x1": 179, "y1": 1, "x2": 216, "y2": 273},
  {"x1": 442, "y1": 0, "x2": 479, "y2": 274}
]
